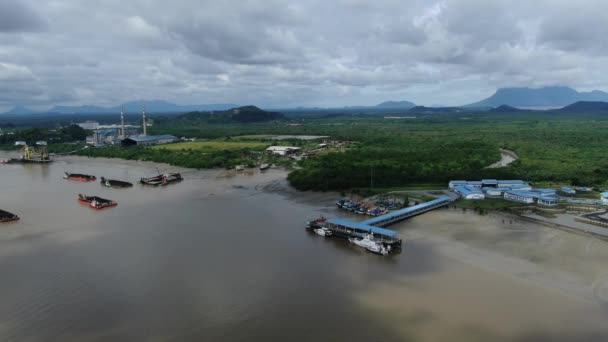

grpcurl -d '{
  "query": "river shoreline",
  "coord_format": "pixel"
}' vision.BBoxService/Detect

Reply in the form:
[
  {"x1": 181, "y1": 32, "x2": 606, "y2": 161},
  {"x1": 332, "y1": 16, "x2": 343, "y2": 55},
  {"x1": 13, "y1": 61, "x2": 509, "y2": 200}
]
[{"x1": 2, "y1": 155, "x2": 608, "y2": 340}]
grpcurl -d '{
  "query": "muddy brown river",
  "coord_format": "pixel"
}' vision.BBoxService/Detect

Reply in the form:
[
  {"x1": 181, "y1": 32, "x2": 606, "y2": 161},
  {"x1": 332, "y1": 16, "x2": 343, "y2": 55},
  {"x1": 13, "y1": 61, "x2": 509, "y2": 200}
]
[{"x1": 1, "y1": 155, "x2": 608, "y2": 341}]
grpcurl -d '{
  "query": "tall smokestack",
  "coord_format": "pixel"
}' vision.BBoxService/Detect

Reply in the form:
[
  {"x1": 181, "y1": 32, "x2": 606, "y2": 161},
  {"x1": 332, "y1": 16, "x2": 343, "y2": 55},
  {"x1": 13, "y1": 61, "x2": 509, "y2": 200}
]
[
  {"x1": 142, "y1": 102, "x2": 147, "y2": 136},
  {"x1": 120, "y1": 105, "x2": 125, "y2": 139}
]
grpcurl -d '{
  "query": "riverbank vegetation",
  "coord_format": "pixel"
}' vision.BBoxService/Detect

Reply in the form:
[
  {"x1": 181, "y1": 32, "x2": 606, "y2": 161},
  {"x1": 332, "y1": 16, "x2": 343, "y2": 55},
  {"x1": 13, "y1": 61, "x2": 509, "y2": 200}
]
[{"x1": 3, "y1": 111, "x2": 608, "y2": 191}]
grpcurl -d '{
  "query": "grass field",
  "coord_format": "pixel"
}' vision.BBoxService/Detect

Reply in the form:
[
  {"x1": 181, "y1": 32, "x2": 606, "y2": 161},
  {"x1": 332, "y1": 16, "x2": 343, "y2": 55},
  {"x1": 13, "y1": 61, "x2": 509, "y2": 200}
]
[{"x1": 153, "y1": 140, "x2": 269, "y2": 152}]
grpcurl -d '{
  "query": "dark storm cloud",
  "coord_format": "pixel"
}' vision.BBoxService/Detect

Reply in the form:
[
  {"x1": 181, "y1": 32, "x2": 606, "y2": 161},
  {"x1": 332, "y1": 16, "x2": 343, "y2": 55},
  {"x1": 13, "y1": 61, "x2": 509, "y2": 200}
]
[
  {"x1": 1, "y1": 0, "x2": 608, "y2": 109},
  {"x1": 0, "y1": 1, "x2": 46, "y2": 32}
]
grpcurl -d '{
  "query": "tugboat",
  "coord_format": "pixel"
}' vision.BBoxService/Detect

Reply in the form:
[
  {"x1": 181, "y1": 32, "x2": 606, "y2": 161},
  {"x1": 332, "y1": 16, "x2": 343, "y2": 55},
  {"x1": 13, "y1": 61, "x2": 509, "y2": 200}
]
[
  {"x1": 100, "y1": 177, "x2": 133, "y2": 188},
  {"x1": 0, "y1": 209, "x2": 20, "y2": 223},
  {"x1": 306, "y1": 216, "x2": 327, "y2": 230},
  {"x1": 78, "y1": 194, "x2": 117, "y2": 210},
  {"x1": 64, "y1": 172, "x2": 96, "y2": 182},
  {"x1": 140, "y1": 173, "x2": 183, "y2": 186},
  {"x1": 349, "y1": 234, "x2": 389, "y2": 255}
]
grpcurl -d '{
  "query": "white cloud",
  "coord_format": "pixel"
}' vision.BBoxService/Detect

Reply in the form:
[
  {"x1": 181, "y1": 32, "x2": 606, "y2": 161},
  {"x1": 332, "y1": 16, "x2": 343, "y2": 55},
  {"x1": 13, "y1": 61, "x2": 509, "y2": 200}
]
[{"x1": 1, "y1": 0, "x2": 608, "y2": 108}]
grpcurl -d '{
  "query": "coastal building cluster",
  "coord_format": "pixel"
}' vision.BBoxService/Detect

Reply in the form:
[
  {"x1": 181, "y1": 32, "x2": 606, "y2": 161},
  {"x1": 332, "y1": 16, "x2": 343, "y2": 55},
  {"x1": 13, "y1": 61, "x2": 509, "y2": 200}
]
[{"x1": 449, "y1": 179, "x2": 569, "y2": 206}]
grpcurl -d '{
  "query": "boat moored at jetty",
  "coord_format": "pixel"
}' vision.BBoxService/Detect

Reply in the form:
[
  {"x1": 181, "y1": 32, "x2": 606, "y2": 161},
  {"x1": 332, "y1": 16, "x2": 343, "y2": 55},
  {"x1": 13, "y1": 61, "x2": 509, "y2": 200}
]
[
  {"x1": 314, "y1": 227, "x2": 332, "y2": 237},
  {"x1": 140, "y1": 173, "x2": 183, "y2": 186},
  {"x1": 306, "y1": 216, "x2": 327, "y2": 230},
  {"x1": 64, "y1": 172, "x2": 96, "y2": 182},
  {"x1": 349, "y1": 234, "x2": 390, "y2": 255},
  {"x1": 100, "y1": 177, "x2": 133, "y2": 188},
  {"x1": 0, "y1": 209, "x2": 20, "y2": 223},
  {"x1": 78, "y1": 194, "x2": 117, "y2": 210}
]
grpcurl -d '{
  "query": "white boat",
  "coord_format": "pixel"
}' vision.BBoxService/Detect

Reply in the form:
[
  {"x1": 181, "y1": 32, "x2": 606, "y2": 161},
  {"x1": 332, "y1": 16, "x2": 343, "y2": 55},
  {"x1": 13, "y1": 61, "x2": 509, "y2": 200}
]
[
  {"x1": 235, "y1": 165, "x2": 244, "y2": 171},
  {"x1": 366, "y1": 242, "x2": 390, "y2": 255},
  {"x1": 314, "y1": 227, "x2": 332, "y2": 237},
  {"x1": 259, "y1": 163, "x2": 270, "y2": 170},
  {"x1": 349, "y1": 234, "x2": 389, "y2": 255}
]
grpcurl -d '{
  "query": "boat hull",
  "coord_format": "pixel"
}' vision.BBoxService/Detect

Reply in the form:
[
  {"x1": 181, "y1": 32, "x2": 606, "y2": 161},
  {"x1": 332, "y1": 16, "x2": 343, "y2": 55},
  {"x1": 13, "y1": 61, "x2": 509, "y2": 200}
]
[
  {"x1": 65, "y1": 173, "x2": 96, "y2": 182},
  {"x1": 140, "y1": 173, "x2": 183, "y2": 186}
]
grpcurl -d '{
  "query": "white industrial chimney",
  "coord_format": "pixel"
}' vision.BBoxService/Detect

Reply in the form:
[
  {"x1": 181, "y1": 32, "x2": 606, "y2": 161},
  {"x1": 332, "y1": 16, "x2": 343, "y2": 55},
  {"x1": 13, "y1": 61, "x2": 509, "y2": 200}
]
[
  {"x1": 120, "y1": 105, "x2": 125, "y2": 139},
  {"x1": 142, "y1": 102, "x2": 147, "y2": 136}
]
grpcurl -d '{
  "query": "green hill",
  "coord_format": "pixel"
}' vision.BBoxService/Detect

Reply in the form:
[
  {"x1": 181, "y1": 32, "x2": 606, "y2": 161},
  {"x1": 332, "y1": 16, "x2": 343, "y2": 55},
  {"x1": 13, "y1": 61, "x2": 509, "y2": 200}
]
[{"x1": 178, "y1": 106, "x2": 284, "y2": 123}]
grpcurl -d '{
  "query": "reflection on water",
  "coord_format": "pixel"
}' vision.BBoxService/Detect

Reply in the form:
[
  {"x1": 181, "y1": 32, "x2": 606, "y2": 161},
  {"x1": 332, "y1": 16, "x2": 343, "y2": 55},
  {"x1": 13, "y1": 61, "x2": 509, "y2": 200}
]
[{"x1": 0, "y1": 156, "x2": 608, "y2": 341}]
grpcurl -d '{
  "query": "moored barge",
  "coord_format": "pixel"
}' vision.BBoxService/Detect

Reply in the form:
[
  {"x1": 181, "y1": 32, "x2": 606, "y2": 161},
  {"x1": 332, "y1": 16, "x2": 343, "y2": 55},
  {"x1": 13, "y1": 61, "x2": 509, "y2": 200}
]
[
  {"x1": 140, "y1": 173, "x2": 183, "y2": 186},
  {"x1": 65, "y1": 172, "x2": 96, "y2": 182},
  {"x1": 100, "y1": 177, "x2": 133, "y2": 188},
  {"x1": 78, "y1": 194, "x2": 117, "y2": 210},
  {"x1": 0, "y1": 209, "x2": 20, "y2": 223}
]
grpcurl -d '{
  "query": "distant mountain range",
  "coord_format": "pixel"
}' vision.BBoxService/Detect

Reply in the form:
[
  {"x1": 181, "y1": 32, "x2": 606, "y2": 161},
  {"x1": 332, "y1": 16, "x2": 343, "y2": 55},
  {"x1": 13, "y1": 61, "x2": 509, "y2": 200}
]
[
  {"x1": 467, "y1": 86, "x2": 608, "y2": 108},
  {"x1": 558, "y1": 101, "x2": 608, "y2": 112},
  {"x1": 374, "y1": 101, "x2": 416, "y2": 109},
  {"x1": 5, "y1": 86, "x2": 608, "y2": 116},
  {"x1": 1, "y1": 100, "x2": 239, "y2": 115}
]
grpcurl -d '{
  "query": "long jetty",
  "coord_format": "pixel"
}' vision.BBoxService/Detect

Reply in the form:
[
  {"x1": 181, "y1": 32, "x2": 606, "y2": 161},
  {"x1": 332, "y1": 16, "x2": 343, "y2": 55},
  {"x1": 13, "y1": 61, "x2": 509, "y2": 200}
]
[{"x1": 323, "y1": 196, "x2": 452, "y2": 248}]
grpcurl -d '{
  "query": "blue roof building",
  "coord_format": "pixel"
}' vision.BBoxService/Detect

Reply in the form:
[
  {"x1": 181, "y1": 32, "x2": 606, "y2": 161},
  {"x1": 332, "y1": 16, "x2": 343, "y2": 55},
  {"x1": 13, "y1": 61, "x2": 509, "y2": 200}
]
[
  {"x1": 601, "y1": 192, "x2": 608, "y2": 205},
  {"x1": 538, "y1": 195, "x2": 558, "y2": 206},
  {"x1": 560, "y1": 186, "x2": 576, "y2": 194},
  {"x1": 455, "y1": 186, "x2": 485, "y2": 200},
  {"x1": 504, "y1": 190, "x2": 535, "y2": 204}
]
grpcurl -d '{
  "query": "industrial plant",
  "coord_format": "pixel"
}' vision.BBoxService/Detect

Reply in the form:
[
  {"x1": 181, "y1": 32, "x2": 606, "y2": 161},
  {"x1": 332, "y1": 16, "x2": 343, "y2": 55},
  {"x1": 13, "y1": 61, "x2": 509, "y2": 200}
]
[{"x1": 80, "y1": 105, "x2": 176, "y2": 147}]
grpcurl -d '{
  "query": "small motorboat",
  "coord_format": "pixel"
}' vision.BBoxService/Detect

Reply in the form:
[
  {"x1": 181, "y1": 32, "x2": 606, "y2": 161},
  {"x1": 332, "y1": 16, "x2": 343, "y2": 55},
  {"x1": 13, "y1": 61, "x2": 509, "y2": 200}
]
[
  {"x1": 259, "y1": 163, "x2": 270, "y2": 171},
  {"x1": 235, "y1": 165, "x2": 245, "y2": 171},
  {"x1": 313, "y1": 227, "x2": 332, "y2": 237},
  {"x1": 140, "y1": 173, "x2": 183, "y2": 186},
  {"x1": 0, "y1": 209, "x2": 20, "y2": 223},
  {"x1": 100, "y1": 177, "x2": 133, "y2": 188},
  {"x1": 64, "y1": 172, "x2": 96, "y2": 182},
  {"x1": 78, "y1": 194, "x2": 117, "y2": 210}
]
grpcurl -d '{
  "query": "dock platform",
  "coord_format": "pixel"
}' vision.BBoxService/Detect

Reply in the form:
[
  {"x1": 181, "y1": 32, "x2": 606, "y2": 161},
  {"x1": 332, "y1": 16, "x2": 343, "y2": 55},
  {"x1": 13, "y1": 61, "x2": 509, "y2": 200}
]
[{"x1": 319, "y1": 196, "x2": 452, "y2": 250}]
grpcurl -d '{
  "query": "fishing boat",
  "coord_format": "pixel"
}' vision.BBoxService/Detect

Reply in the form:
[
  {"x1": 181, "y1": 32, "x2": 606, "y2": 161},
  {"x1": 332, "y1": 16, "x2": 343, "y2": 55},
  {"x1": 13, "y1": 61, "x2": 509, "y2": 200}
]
[
  {"x1": 306, "y1": 216, "x2": 327, "y2": 230},
  {"x1": 259, "y1": 163, "x2": 270, "y2": 171},
  {"x1": 313, "y1": 227, "x2": 332, "y2": 237},
  {"x1": 77, "y1": 194, "x2": 117, "y2": 210},
  {"x1": 100, "y1": 177, "x2": 133, "y2": 188},
  {"x1": 0, "y1": 209, "x2": 19, "y2": 223},
  {"x1": 64, "y1": 172, "x2": 96, "y2": 182},
  {"x1": 349, "y1": 234, "x2": 389, "y2": 255},
  {"x1": 140, "y1": 173, "x2": 183, "y2": 186}
]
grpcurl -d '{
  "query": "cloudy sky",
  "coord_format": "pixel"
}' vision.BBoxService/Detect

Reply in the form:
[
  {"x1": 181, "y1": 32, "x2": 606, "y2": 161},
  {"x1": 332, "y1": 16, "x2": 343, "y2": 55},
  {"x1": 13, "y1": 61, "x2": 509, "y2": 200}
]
[{"x1": 1, "y1": 0, "x2": 607, "y2": 110}]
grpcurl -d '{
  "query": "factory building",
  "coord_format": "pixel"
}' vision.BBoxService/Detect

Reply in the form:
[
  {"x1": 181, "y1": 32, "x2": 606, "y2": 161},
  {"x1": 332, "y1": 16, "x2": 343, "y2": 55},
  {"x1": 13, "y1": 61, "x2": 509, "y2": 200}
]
[{"x1": 121, "y1": 134, "x2": 177, "y2": 146}]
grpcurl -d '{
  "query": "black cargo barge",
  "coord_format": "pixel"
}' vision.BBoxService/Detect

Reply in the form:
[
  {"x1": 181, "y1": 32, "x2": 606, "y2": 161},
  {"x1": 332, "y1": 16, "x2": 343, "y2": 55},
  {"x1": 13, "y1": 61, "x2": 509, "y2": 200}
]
[
  {"x1": 0, "y1": 209, "x2": 20, "y2": 223},
  {"x1": 101, "y1": 177, "x2": 133, "y2": 188}
]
